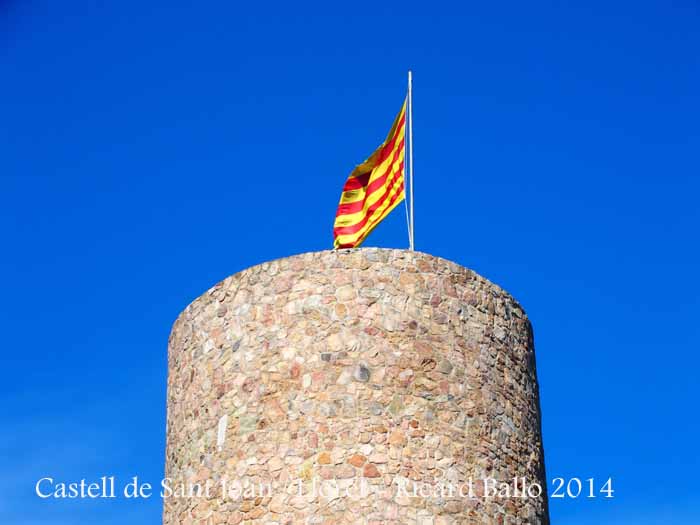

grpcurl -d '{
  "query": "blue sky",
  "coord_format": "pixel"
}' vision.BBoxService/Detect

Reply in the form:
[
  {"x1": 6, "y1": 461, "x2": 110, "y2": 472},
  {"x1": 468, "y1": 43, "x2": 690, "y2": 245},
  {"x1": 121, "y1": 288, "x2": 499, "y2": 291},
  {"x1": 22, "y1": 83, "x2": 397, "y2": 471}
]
[{"x1": 2, "y1": 1, "x2": 699, "y2": 523}]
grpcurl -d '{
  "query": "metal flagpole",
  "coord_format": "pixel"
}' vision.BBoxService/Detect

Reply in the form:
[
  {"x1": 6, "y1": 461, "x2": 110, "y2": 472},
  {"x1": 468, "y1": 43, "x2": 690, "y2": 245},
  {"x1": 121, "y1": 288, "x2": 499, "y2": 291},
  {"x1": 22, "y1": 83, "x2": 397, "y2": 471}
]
[
  {"x1": 408, "y1": 70, "x2": 415, "y2": 251},
  {"x1": 403, "y1": 89, "x2": 412, "y2": 248}
]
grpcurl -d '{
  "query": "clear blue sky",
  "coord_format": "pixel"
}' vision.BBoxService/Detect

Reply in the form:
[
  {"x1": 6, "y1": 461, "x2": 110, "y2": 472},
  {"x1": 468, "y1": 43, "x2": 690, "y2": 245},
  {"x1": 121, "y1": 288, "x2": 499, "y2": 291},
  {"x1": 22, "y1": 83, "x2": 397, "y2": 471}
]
[{"x1": 2, "y1": 1, "x2": 698, "y2": 523}]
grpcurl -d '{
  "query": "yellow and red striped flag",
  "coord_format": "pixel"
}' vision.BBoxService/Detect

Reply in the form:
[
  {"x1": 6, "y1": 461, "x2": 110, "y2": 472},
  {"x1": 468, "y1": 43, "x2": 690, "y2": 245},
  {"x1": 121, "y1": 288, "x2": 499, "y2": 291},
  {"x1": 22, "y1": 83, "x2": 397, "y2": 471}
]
[{"x1": 333, "y1": 100, "x2": 407, "y2": 249}]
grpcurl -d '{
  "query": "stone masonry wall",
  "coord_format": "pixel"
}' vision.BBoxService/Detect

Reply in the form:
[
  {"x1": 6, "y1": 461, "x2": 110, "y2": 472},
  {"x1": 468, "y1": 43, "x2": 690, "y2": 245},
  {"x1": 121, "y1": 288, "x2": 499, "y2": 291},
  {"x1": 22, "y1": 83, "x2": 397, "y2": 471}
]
[{"x1": 163, "y1": 248, "x2": 548, "y2": 525}]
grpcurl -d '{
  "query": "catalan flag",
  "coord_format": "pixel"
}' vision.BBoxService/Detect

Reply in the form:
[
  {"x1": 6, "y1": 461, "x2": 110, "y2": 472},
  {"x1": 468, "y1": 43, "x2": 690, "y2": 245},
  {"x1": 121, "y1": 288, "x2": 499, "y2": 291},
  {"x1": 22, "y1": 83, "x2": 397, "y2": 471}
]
[{"x1": 333, "y1": 99, "x2": 407, "y2": 249}]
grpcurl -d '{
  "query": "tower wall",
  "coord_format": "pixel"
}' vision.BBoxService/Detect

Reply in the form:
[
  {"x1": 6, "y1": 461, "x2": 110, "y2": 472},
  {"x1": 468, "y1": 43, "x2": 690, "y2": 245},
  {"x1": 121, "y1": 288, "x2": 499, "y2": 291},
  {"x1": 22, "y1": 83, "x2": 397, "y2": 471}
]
[{"x1": 163, "y1": 249, "x2": 548, "y2": 524}]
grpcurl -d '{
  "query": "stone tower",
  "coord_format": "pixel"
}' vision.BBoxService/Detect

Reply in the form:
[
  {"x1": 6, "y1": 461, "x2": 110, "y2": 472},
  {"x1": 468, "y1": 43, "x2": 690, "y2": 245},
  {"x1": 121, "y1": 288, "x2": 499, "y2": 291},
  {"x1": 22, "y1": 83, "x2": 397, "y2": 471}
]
[{"x1": 163, "y1": 249, "x2": 548, "y2": 524}]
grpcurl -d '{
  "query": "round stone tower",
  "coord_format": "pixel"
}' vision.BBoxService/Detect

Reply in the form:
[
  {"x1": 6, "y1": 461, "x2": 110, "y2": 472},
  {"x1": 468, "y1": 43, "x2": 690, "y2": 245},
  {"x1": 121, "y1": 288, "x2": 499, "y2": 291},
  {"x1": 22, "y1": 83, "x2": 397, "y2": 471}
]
[{"x1": 163, "y1": 249, "x2": 548, "y2": 525}]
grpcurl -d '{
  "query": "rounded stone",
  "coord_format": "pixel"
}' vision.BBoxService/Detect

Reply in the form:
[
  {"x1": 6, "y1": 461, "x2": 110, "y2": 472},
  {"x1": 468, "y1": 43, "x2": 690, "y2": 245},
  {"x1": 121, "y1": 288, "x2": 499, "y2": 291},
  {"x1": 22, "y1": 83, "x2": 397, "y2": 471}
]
[
  {"x1": 164, "y1": 248, "x2": 549, "y2": 524},
  {"x1": 353, "y1": 363, "x2": 371, "y2": 382}
]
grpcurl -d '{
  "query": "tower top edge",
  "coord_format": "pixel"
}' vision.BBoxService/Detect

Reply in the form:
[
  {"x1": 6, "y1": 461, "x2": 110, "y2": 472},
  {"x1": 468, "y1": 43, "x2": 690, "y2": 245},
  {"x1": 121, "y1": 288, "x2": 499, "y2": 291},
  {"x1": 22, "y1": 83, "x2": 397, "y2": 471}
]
[{"x1": 172, "y1": 248, "x2": 527, "y2": 328}]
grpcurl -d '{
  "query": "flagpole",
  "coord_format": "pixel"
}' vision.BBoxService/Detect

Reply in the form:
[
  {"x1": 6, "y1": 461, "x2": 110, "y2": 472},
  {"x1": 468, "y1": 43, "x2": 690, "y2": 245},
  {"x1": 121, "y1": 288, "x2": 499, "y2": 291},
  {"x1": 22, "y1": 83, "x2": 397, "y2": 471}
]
[
  {"x1": 403, "y1": 88, "x2": 412, "y2": 249},
  {"x1": 408, "y1": 70, "x2": 415, "y2": 251}
]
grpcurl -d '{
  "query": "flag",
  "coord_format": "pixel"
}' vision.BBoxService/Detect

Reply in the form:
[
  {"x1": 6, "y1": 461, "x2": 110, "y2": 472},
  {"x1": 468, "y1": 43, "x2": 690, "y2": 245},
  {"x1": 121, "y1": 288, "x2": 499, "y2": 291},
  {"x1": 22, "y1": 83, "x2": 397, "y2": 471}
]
[{"x1": 333, "y1": 99, "x2": 407, "y2": 249}]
